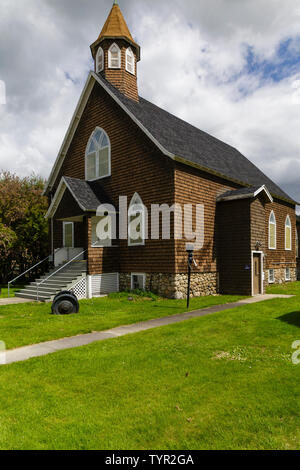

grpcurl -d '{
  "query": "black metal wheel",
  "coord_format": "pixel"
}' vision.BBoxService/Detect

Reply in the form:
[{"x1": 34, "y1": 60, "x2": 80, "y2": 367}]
[{"x1": 51, "y1": 292, "x2": 79, "y2": 315}]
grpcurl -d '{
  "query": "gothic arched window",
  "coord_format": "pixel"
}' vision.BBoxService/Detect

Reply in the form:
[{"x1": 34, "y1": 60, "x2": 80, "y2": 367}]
[
  {"x1": 96, "y1": 47, "x2": 104, "y2": 73},
  {"x1": 126, "y1": 47, "x2": 135, "y2": 75},
  {"x1": 85, "y1": 127, "x2": 111, "y2": 181},
  {"x1": 269, "y1": 211, "x2": 276, "y2": 250},
  {"x1": 108, "y1": 43, "x2": 121, "y2": 69}
]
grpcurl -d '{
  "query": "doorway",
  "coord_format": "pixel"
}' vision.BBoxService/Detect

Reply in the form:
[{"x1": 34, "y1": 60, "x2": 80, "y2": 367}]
[{"x1": 252, "y1": 252, "x2": 263, "y2": 295}]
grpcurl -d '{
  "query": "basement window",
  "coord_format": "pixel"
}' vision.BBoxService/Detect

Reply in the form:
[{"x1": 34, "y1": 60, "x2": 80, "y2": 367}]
[
  {"x1": 131, "y1": 273, "x2": 146, "y2": 291},
  {"x1": 268, "y1": 269, "x2": 275, "y2": 284},
  {"x1": 285, "y1": 268, "x2": 291, "y2": 281}
]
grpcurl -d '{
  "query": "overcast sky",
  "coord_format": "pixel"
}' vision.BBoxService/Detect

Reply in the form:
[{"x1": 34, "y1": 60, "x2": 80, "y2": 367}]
[{"x1": 1, "y1": 0, "x2": 300, "y2": 205}]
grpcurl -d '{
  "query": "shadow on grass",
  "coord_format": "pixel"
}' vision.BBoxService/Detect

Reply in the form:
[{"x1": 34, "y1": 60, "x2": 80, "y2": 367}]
[{"x1": 277, "y1": 311, "x2": 300, "y2": 328}]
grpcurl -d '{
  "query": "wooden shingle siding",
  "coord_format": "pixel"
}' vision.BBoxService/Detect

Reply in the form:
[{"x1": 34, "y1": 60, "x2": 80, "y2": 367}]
[
  {"x1": 97, "y1": 39, "x2": 139, "y2": 102},
  {"x1": 54, "y1": 190, "x2": 84, "y2": 220},
  {"x1": 174, "y1": 162, "x2": 240, "y2": 274},
  {"x1": 52, "y1": 82, "x2": 175, "y2": 274},
  {"x1": 264, "y1": 199, "x2": 296, "y2": 268},
  {"x1": 217, "y1": 199, "x2": 252, "y2": 295}
]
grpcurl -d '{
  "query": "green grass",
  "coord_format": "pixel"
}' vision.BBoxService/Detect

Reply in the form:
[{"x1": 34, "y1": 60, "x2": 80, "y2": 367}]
[
  {"x1": 0, "y1": 285, "x2": 24, "y2": 298},
  {"x1": 0, "y1": 291, "x2": 243, "y2": 350},
  {"x1": 0, "y1": 283, "x2": 299, "y2": 450}
]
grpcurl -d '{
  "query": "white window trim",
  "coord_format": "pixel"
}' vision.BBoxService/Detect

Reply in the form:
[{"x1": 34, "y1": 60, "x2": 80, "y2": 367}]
[
  {"x1": 96, "y1": 47, "x2": 104, "y2": 73},
  {"x1": 296, "y1": 229, "x2": 299, "y2": 258},
  {"x1": 128, "y1": 192, "x2": 146, "y2": 247},
  {"x1": 268, "y1": 211, "x2": 276, "y2": 250},
  {"x1": 285, "y1": 215, "x2": 292, "y2": 251},
  {"x1": 85, "y1": 127, "x2": 111, "y2": 181},
  {"x1": 125, "y1": 47, "x2": 135, "y2": 75},
  {"x1": 131, "y1": 273, "x2": 146, "y2": 290},
  {"x1": 63, "y1": 221, "x2": 74, "y2": 248},
  {"x1": 285, "y1": 267, "x2": 291, "y2": 281},
  {"x1": 108, "y1": 43, "x2": 121, "y2": 69},
  {"x1": 268, "y1": 269, "x2": 275, "y2": 284},
  {"x1": 91, "y1": 216, "x2": 113, "y2": 248}
]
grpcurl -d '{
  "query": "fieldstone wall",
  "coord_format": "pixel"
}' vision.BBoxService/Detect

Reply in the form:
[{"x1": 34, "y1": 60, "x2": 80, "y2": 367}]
[
  {"x1": 119, "y1": 272, "x2": 218, "y2": 299},
  {"x1": 265, "y1": 267, "x2": 297, "y2": 286}
]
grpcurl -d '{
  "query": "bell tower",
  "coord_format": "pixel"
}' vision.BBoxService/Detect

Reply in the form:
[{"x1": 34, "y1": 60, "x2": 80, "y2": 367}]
[{"x1": 90, "y1": 1, "x2": 140, "y2": 102}]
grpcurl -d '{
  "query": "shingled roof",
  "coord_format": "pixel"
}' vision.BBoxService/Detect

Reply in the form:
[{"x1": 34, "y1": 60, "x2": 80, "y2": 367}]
[
  {"x1": 46, "y1": 176, "x2": 114, "y2": 218},
  {"x1": 95, "y1": 73, "x2": 296, "y2": 204},
  {"x1": 217, "y1": 185, "x2": 273, "y2": 203},
  {"x1": 90, "y1": 3, "x2": 140, "y2": 59}
]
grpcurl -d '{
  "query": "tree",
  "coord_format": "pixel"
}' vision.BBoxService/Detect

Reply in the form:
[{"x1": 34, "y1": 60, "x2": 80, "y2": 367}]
[{"x1": 0, "y1": 172, "x2": 49, "y2": 283}]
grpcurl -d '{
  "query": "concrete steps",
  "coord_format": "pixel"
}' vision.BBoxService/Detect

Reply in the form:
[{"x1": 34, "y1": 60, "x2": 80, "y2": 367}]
[{"x1": 15, "y1": 260, "x2": 87, "y2": 302}]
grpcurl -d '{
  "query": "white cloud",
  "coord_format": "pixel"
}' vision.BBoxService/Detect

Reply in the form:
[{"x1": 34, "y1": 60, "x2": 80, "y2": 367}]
[{"x1": 0, "y1": 0, "x2": 300, "y2": 205}]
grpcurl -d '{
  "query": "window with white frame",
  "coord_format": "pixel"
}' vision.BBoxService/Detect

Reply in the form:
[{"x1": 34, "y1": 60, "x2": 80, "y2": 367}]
[
  {"x1": 268, "y1": 269, "x2": 275, "y2": 284},
  {"x1": 108, "y1": 43, "x2": 121, "y2": 69},
  {"x1": 128, "y1": 193, "x2": 146, "y2": 246},
  {"x1": 268, "y1": 211, "x2": 276, "y2": 249},
  {"x1": 285, "y1": 215, "x2": 292, "y2": 250},
  {"x1": 63, "y1": 222, "x2": 74, "y2": 248},
  {"x1": 85, "y1": 127, "x2": 111, "y2": 181},
  {"x1": 126, "y1": 47, "x2": 135, "y2": 74},
  {"x1": 296, "y1": 229, "x2": 299, "y2": 258},
  {"x1": 131, "y1": 273, "x2": 146, "y2": 291},
  {"x1": 91, "y1": 216, "x2": 112, "y2": 248},
  {"x1": 96, "y1": 47, "x2": 104, "y2": 73},
  {"x1": 285, "y1": 267, "x2": 291, "y2": 281}
]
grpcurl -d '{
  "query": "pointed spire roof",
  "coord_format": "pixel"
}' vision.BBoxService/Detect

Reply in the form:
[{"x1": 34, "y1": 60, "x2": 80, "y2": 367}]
[
  {"x1": 99, "y1": 2, "x2": 134, "y2": 43},
  {"x1": 91, "y1": 2, "x2": 140, "y2": 60}
]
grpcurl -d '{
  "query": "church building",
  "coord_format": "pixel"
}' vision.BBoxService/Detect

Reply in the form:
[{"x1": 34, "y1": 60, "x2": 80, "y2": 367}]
[{"x1": 16, "y1": 1, "x2": 297, "y2": 301}]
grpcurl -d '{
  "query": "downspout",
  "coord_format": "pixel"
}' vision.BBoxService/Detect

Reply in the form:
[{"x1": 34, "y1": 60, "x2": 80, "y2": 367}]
[{"x1": 50, "y1": 193, "x2": 54, "y2": 265}]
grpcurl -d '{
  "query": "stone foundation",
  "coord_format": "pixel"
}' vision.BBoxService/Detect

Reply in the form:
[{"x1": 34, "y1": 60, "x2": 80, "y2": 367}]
[
  {"x1": 265, "y1": 267, "x2": 297, "y2": 286},
  {"x1": 119, "y1": 272, "x2": 218, "y2": 299}
]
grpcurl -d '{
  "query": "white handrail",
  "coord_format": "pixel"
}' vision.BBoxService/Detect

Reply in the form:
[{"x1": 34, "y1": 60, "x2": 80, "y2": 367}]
[
  {"x1": 7, "y1": 253, "x2": 55, "y2": 298},
  {"x1": 36, "y1": 248, "x2": 87, "y2": 301}
]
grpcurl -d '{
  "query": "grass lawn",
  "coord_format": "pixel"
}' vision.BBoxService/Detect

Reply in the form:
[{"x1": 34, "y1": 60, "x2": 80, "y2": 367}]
[
  {"x1": 0, "y1": 283, "x2": 299, "y2": 450},
  {"x1": 0, "y1": 292, "x2": 244, "y2": 350},
  {"x1": 0, "y1": 285, "x2": 24, "y2": 298}
]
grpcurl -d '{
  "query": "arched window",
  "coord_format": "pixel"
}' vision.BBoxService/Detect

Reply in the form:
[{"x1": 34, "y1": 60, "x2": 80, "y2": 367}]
[
  {"x1": 285, "y1": 215, "x2": 292, "y2": 250},
  {"x1": 108, "y1": 43, "x2": 121, "y2": 69},
  {"x1": 269, "y1": 211, "x2": 276, "y2": 249},
  {"x1": 128, "y1": 193, "x2": 146, "y2": 246},
  {"x1": 96, "y1": 47, "x2": 104, "y2": 73},
  {"x1": 85, "y1": 127, "x2": 111, "y2": 181},
  {"x1": 126, "y1": 47, "x2": 135, "y2": 75}
]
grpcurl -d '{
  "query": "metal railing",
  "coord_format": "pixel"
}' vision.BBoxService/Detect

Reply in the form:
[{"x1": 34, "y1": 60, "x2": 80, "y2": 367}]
[
  {"x1": 36, "y1": 248, "x2": 87, "y2": 302},
  {"x1": 7, "y1": 254, "x2": 53, "y2": 298}
]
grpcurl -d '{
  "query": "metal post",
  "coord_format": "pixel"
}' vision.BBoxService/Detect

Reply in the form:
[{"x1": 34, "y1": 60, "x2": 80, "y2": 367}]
[
  {"x1": 7, "y1": 283, "x2": 10, "y2": 298},
  {"x1": 186, "y1": 244, "x2": 194, "y2": 310},
  {"x1": 187, "y1": 260, "x2": 191, "y2": 309}
]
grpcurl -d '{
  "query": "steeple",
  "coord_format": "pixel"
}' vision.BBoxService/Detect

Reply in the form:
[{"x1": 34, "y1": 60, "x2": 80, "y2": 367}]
[{"x1": 90, "y1": 2, "x2": 140, "y2": 102}]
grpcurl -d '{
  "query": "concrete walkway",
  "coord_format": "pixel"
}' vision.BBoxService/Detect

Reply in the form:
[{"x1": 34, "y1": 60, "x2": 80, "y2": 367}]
[
  {"x1": 0, "y1": 297, "x2": 33, "y2": 306},
  {"x1": 3, "y1": 294, "x2": 293, "y2": 365}
]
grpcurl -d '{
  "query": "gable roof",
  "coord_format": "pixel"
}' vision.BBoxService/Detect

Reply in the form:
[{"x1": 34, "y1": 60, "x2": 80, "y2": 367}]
[
  {"x1": 44, "y1": 71, "x2": 297, "y2": 205},
  {"x1": 216, "y1": 185, "x2": 273, "y2": 203},
  {"x1": 46, "y1": 176, "x2": 113, "y2": 219}
]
